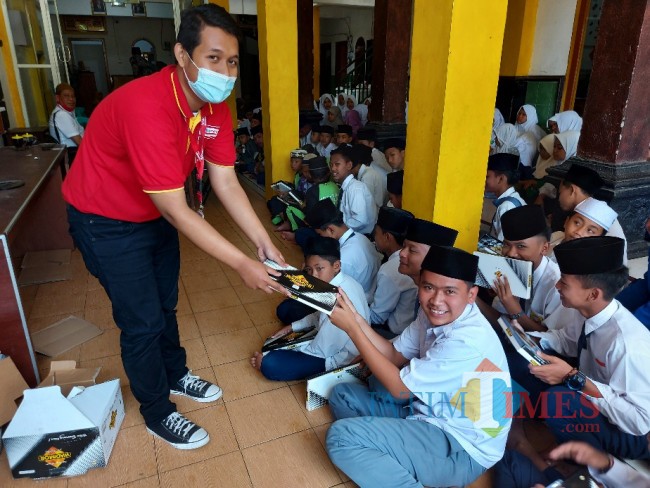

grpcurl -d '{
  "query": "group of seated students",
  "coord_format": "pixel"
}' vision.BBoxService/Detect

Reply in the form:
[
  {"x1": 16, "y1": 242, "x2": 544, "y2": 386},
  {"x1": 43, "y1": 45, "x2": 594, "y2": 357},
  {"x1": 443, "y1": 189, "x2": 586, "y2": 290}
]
[{"x1": 240, "y1": 104, "x2": 650, "y2": 486}]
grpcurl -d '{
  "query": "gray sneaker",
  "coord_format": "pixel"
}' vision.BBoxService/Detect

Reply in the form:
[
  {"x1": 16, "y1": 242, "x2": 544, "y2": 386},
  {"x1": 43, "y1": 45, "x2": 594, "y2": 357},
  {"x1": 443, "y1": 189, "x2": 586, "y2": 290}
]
[
  {"x1": 146, "y1": 412, "x2": 209, "y2": 450},
  {"x1": 170, "y1": 371, "x2": 223, "y2": 403}
]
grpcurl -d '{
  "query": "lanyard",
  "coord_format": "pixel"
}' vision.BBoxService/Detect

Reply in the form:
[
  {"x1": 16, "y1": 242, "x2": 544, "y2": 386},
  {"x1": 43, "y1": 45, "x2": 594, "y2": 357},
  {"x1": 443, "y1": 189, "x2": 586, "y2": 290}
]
[{"x1": 187, "y1": 113, "x2": 207, "y2": 218}]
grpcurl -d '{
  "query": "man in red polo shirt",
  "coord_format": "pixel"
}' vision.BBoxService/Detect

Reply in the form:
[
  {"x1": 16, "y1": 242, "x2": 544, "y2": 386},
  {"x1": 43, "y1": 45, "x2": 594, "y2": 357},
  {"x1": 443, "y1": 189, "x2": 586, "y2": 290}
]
[{"x1": 62, "y1": 4, "x2": 287, "y2": 450}]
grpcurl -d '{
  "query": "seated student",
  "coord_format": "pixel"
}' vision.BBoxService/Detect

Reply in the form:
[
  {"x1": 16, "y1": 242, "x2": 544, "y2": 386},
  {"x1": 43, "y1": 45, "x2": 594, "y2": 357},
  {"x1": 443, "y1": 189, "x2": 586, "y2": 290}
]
[
  {"x1": 515, "y1": 104, "x2": 547, "y2": 145},
  {"x1": 316, "y1": 93, "x2": 335, "y2": 120},
  {"x1": 305, "y1": 199, "x2": 381, "y2": 302},
  {"x1": 549, "y1": 197, "x2": 618, "y2": 260},
  {"x1": 317, "y1": 125, "x2": 337, "y2": 159},
  {"x1": 555, "y1": 164, "x2": 628, "y2": 263},
  {"x1": 494, "y1": 123, "x2": 537, "y2": 175},
  {"x1": 251, "y1": 125, "x2": 265, "y2": 184},
  {"x1": 505, "y1": 237, "x2": 650, "y2": 475},
  {"x1": 267, "y1": 149, "x2": 308, "y2": 225},
  {"x1": 496, "y1": 438, "x2": 650, "y2": 488},
  {"x1": 309, "y1": 123, "x2": 321, "y2": 147},
  {"x1": 356, "y1": 127, "x2": 392, "y2": 176},
  {"x1": 330, "y1": 145, "x2": 378, "y2": 235},
  {"x1": 485, "y1": 153, "x2": 526, "y2": 240},
  {"x1": 617, "y1": 216, "x2": 650, "y2": 330},
  {"x1": 383, "y1": 138, "x2": 406, "y2": 171},
  {"x1": 49, "y1": 83, "x2": 84, "y2": 165},
  {"x1": 547, "y1": 110, "x2": 583, "y2": 134},
  {"x1": 399, "y1": 217, "x2": 459, "y2": 287},
  {"x1": 370, "y1": 207, "x2": 417, "y2": 338},
  {"x1": 298, "y1": 117, "x2": 312, "y2": 147},
  {"x1": 250, "y1": 237, "x2": 369, "y2": 381},
  {"x1": 336, "y1": 124, "x2": 353, "y2": 145},
  {"x1": 235, "y1": 127, "x2": 257, "y2": 173},
  {"x1": 344, "y1": 94, "x2": 363, "y2": 135},
  {"x1": 477, "y1": 205, "x2": 563, "y2": 332},
  {"x1": 350, "y1": 143, "x2": 387, "y2": 208},
  {"x1": 324, "y1": 107, "x2": 345, "y2": 129},
  {"x1": 386, "y1": 170, "x2": 404, "y2": 209},
  {"x1": 325, "y1": 245, "x2": 512, "y2": 488}
]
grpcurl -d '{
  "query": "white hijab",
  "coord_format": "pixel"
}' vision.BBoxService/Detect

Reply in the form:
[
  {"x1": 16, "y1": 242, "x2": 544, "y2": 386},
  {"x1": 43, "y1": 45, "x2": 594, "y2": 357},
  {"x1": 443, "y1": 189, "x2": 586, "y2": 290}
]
[
  {"x1": 515, "y1": 104, "x2": 547, "y2": 144},
  {"x1": 336, "y1": 91, "x2": 349, "y2": 116},
  {"x1": 493, "y1": 108, "x2": 505, "y2": 133},
  {"x1": 548, "y1": 111, "x2": 583, "y2": 133},
  {"x1": 317, "y1": 93, "x2": 335, "y2": 118},
  {"x1": 495, "y1": 123, "x2": 519, "y2": 155},
  {"x1": 554, "y1": 130, "x2": 581, "y2": 163},
  {"x1": 533, "y1": 134, "x2": 557, "y2": 179}
]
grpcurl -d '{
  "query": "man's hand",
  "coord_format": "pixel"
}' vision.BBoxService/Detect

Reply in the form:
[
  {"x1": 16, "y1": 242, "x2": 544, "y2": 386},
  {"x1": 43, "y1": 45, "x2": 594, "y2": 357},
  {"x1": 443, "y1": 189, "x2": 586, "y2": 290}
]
[
  {"x1": 256, "y1": 240, "x2": 287, "y2": 267},
  {"x1": 529, "y1": 352, "x2": 574, "y2": 385},
  {"x1": 547, "y1": 441, "x2": 612, "y2": 472},
  {"x1": 493, "y1": 275, "x2": 521, "y2": 315},
  {"x1": 235, "y1": 258, "x2": 289, "y2": 296}
]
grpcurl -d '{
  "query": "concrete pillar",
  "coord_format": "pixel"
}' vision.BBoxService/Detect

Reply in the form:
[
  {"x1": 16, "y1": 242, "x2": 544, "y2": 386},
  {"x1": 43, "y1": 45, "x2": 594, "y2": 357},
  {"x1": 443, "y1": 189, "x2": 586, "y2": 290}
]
[{"x1": 403, "y1": 0, "x2": 508, "y2": 252}]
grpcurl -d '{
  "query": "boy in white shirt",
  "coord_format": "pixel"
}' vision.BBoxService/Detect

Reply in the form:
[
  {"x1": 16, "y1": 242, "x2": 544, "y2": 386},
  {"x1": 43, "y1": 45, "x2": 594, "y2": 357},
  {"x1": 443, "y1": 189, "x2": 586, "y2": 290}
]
[
  {"x1": 356, "y1": 127, "x2": 392, "y2": 176},
  {"x1": 485, "y1": 153, "x2": 526, "y2": 241},
  {"x1": 350, "y1": 143, "x2": 387, "y2": 208},
  {"x1": 250, "y1": 236, "x2": 369, "y2": 380},
  {"x1": 386, "y1": 170, "x2": 404, "y2": 209},
  {"x1": 325, "y1": 245, "x2": 512, "y2": 487},
  {"x1": 316, "y1": 125, "x2": 337, "y2": 159}
]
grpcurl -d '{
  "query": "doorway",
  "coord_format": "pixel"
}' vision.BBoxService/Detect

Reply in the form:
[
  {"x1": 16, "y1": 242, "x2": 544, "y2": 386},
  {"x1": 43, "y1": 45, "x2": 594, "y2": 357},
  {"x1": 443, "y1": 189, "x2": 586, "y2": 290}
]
[{"x1": 69, "y1": 38, "x2": 110, "y2": 114}]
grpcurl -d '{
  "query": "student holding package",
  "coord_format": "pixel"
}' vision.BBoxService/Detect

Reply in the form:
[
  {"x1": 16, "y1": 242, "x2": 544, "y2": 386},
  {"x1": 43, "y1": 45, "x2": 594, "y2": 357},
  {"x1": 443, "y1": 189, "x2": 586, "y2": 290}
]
[
  {"x1": 325, "y1": 245, "x2": 511, "y2": 488},
  {"x1": 250, "y1": 237, "x2": 369, "y2": 380}
]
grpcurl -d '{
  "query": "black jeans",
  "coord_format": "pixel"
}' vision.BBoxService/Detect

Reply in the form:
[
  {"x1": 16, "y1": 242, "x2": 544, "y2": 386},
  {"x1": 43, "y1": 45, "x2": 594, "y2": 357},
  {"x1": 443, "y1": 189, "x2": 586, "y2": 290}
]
[{"x1": 67, "y1": 205, "x2": 187, "y2": 425}]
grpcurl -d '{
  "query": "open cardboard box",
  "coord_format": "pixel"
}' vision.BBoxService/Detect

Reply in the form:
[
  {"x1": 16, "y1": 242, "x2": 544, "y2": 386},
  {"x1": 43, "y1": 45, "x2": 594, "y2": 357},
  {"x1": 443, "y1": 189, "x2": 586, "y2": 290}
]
[
  {"x1": 2, "y1": 379, "x2": 124, "y2": 479},
  {"x1": 38, "y1": 360, "x2": 101, "y2": 397},
  {"x1": 0, "y1": 356, "x2": 29, "y2": 427}
]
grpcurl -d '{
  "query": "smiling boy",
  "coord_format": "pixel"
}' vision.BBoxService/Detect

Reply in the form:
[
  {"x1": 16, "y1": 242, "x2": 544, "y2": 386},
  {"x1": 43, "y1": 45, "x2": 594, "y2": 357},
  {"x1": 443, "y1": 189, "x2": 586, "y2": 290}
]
[{"x1": 325, "y1": 245, "x2": 511, "y2": 487}]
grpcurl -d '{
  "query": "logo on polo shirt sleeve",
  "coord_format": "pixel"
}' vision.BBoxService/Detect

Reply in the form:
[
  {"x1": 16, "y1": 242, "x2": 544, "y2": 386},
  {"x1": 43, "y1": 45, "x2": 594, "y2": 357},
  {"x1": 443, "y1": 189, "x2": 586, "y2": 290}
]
[{"x1": 205, "y1": 125, "x2": 220, "y2": 139}]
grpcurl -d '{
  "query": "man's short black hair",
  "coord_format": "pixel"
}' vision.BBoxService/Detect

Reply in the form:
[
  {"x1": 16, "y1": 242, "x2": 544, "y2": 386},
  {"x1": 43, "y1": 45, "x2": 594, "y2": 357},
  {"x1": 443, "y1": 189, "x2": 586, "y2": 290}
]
[
  {"x1": 575, "y1": 266, "x2": 629, "y2": 301},
  {"x1": 378, "y1": 226, "x2": 407, "y2": 246},
  {"x1": 177, "y1": 4, "x2": 242, "y2": 57},
  {"x1": 310, "y1": 167, "x2": 330, "y2": 182}
]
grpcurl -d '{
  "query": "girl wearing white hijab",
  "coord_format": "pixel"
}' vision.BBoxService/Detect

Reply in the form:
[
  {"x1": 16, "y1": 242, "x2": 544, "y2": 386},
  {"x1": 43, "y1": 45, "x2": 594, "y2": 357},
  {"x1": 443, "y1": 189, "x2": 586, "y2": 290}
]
[
  {"x1": 547, "y1": 110, "x2": 583, "y2": 134},
  {"x1": 515, "y1": 104, "x2": 547, "y2": 144},
  {"x1": 316, "y1": 93, "x2": 335, "y2": 119},
  {"x1": 344, "y1": 94, "x2": 363, "y2": 134},
  {"x1": 552, "y1": 130, "x2": 580, "y2": 163},
  {"x1": 494, "y1": 123, "x2": 537, "y2": 167},
  {"x1": 493, "y1": 108, "x2": 505, "y2": 133},
  {"x1": 336, "y1": 92, "x2": 349, "y2": 117}
]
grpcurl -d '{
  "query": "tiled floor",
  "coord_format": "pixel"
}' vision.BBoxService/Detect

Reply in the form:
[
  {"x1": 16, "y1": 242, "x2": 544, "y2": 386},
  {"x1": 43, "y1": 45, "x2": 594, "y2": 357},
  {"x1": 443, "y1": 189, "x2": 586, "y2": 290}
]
[{"x1": 2, "y1": 183, "x2": 602, "y2": 487}]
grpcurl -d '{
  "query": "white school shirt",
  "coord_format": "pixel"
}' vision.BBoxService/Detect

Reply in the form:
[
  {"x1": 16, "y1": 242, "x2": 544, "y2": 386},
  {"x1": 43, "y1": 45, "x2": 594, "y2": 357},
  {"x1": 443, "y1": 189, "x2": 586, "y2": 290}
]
[
  {"x1": 49, "y1": 105, "x2": 84, "y2": 147},
  {"x1": 340, "y1": 174, "x2": 378, "y2": 235},
  {"x1": 537, "y1": 300, "x2": 650, "y2": 435},
  {"x1": 491, "y1": 187, "x2": 526, "y2": 241},
  {"x1": 370, "y1": 147, "x2": 392, "y2": 176},
  {"x1": 339, "y1": 228, "x2": 381, "y2": 302},
  {"x1": 393, "y1": 303, "x2": 512, "y2": 469},
  {"x1": 292, "y1": 272, "x2": 369, "y2": 370},
  {"x1": 317, "y1": 142, "x2": 337, "y2": 159},
  {"x1": 369, "y1": 250, "x2": 418, "y2": 334},
  {"x1": 606, "y1": 219, "x2": 628, "y2": 266},
  {"x1": 493, "y1": 256, "x2": 563, "y2": 327},
  {"x1": 590, "y1": 458, "x2": 650, "y2": 488},
  {"x1": 358, "y1": 164, "x2": 387, "y2": 208}
]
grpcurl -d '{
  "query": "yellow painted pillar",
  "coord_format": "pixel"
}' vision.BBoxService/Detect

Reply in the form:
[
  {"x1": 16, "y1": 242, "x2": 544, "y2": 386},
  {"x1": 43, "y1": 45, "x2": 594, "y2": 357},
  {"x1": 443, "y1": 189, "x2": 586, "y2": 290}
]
[
  {"x1": 313, "y1": 6, "x2": 320, "y2": 101},
  {"x1": 499, "y1": 0, "x2": 538, "y2": 76},
  {"x1": 0, "y1": 3, "x2": 26, "y2": 126},
  {"x1": 208, "y1": 0, "x2": 238, "y2": 127},
  {"x1": 403, "y1": 0, "x2": 508, "y2": 252},
  {"x1": 256, "y1": 0, "x2": 299, "y2": 197}
]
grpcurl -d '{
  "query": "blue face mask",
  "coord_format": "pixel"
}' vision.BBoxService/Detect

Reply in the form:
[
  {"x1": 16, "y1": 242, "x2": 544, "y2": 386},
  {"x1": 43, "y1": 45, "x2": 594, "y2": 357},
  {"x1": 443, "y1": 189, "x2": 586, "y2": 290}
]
[{"x1": 184, "y1": 55, "x2": 236, "y2": 104}]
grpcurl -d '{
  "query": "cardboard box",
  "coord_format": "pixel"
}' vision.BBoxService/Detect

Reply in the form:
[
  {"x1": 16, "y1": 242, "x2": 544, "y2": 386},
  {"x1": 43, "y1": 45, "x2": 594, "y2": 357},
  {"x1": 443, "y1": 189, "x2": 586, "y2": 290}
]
[
  {"x1": 0, "y1": 357, "x2": 29, "y2": 427},
  {"x1": 31, "y1": 316, "x2": 103, "y2": 357},
  {"x1": 2, "y1": 379, "x2": 124, "y2": 479},
  {"x1": 38, "y1": 360, "x2": 101, "y2": 397}
]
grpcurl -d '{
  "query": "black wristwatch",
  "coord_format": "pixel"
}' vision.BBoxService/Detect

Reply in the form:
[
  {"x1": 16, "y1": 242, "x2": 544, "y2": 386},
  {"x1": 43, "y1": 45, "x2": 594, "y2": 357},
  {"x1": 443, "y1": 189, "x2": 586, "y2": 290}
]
[
  {"x1": 509, "y1": 311, "x2": 524, "y2": 321},
  {"x1": 565, "y1": 369, "x2": 587, "y2": 391}
]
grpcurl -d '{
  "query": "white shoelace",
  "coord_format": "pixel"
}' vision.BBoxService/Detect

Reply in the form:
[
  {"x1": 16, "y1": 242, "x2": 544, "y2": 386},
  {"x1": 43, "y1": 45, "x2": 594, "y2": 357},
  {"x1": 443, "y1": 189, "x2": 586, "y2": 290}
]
[
  {"x1": 179, "y1": 372, "x2": 208, "y2": 392},
  {"x1": 164, "y1": 412, "x2": 195, "y2": 436}
]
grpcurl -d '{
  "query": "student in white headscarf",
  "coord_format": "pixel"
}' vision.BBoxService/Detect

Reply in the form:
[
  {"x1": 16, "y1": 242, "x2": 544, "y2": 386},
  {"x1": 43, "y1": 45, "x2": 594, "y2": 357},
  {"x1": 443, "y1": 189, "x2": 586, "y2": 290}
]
[
  {"x1": 494, "y1": 123, "x2": 537, "y2": 169},
  {"x1": 515, "y1": 104, "x2": 547, "y2": 144},
  {"x1": 336, "y1": 91, "x2": 349, "y2": 117},
  {"x1": 547, "y1": 110, "x2": 583, "y2": 134},
  {"x1": 493, "y1": 108, "x2": 505, "y2": 133},
  {"x1": 356, "y1": 98, "x2": 370, "y2": 127},
  {"x1": 316, "y1": 93, "x2": 335, "y2": 119},
  {"x1": 535, "y1": 131, "x2": 582, "y2": 202},
  {"x1": 344, "y1": 94, "x2": 363, "y2": 135},
  {"x1": 324, "y1": 106, "x2": 345, "y2": 128}
]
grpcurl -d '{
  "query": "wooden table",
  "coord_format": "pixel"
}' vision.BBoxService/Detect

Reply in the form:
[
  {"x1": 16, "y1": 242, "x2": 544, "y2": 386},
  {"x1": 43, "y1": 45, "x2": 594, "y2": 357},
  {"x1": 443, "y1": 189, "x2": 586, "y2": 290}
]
[{"x1": 0, "y1": 145, "x2": 73, "y2": 386}]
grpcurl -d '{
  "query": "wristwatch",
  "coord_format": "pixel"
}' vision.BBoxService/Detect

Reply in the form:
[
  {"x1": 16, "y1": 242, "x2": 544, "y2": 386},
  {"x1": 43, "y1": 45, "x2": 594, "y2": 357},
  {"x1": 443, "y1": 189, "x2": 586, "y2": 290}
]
[
  {"x1": 565, "y1": 369, "x2": 587, "y2": 391},
  {"x1": 509, "y1": 311, "x2": 524, "y2": 321}
]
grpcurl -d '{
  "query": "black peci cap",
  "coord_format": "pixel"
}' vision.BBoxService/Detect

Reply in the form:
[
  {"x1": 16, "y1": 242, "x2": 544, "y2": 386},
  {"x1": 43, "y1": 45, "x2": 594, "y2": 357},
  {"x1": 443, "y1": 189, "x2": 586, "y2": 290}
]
[
  {"x1": 376, "y1": 207, "x2": 414, "y2": 235},
  {"x1": 305, "y1": 198, "x2": 342, "y2": 229},
  {"x1": 563, "y1": 164, "x2": 604, "y2": 196},
  {"x1": 421, "y1": 245, "x2": 478, "y2": 283},
  {"x1": 337, "y1": 124, "x2": 353, "y2": 135},
  {"x1": 554, "y1": 236, "x2": 625, "y2": 275},
  {"x1": 383, "y1": 138, "x2": 406, "y2": 151},
  {"x1": 387, "y1": 170, "x2": 404, "y2": 195},
  {"x1": 501, "y1": 205, "x2": 548, "y2": 241},
  {"x1": 487, "y1": 153, "x2": 519, "y2": 172},
  {"x1": 405, "y1": 218, "x2": 458, "y2": 247}
]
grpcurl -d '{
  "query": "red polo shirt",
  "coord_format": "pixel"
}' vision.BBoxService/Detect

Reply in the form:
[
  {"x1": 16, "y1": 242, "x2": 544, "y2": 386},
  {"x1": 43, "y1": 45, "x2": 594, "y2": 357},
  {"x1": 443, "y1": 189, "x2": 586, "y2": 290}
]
[{"x1": 62, "y1": 65, "x2": 235, "y2": 222}]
